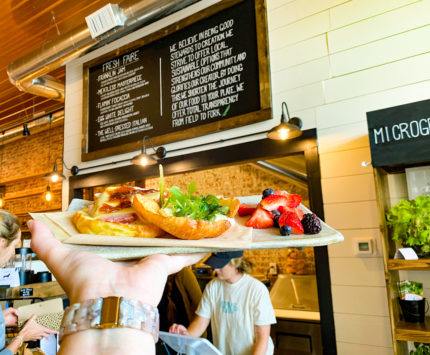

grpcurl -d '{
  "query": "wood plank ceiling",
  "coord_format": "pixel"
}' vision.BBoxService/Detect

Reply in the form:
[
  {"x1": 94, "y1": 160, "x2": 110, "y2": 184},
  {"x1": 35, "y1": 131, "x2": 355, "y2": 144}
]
[{"x1": 0, "y1": 0, "x2": 114, "y2": 133}]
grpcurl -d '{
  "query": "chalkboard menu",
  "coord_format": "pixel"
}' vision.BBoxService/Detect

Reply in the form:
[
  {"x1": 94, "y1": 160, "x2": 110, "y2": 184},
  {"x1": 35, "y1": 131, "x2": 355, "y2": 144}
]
[
  {"x1": 83, "y1": 0, "x2": 271, "y2": 161},
  {"x1": 367, "y1": 99, "x2": 430, "y2": 167}
]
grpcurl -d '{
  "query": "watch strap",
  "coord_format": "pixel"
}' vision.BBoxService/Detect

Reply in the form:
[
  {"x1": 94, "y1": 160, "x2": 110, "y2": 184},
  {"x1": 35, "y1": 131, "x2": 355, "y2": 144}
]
[{"x1": 59, "y1": 296, "x2": 159, "y2": 343}]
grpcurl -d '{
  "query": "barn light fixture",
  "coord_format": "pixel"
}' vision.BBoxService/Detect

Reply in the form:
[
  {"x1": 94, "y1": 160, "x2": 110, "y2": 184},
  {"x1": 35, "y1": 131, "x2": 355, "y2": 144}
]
[
  {"x1": 267, "y1": 102, "x2": 302, "y2": 140},
  {"x1": 131, "y1": 136, "x2": 167, "y2": 166}
]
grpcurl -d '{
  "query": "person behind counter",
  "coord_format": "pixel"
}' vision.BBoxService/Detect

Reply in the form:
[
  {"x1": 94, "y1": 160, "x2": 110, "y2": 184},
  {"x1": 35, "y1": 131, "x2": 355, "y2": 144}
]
[
  {"x1": 0, "y1": 210, "x2": 58, "y2": 355},
  {"x1": 170, "y1": 251, "x2": 276, "y2": 355},
  {"x1": 28, "y1": 219, "x2": 206, "y2": 355}
]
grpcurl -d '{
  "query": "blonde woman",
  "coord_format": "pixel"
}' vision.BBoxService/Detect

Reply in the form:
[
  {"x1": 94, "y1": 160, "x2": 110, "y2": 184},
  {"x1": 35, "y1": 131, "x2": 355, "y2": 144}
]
[
  {"x1": 170, "y1": 251, "x2": 276, "y2": 355},
  {"x1": 0, "y1": 210, "x2": 57, "y2": 355}
]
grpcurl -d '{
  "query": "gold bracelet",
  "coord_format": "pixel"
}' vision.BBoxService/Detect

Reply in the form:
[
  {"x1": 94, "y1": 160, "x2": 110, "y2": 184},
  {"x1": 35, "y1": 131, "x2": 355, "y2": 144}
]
[{"x1": 14, "y1": 335, "x2": 24, "y2": 348}]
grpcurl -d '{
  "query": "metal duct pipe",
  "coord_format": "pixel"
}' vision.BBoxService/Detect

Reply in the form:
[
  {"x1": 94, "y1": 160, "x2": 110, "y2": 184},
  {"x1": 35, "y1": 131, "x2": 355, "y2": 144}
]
[{"x1": 7, "y1": 0, "x2": 199, "y2": 102}]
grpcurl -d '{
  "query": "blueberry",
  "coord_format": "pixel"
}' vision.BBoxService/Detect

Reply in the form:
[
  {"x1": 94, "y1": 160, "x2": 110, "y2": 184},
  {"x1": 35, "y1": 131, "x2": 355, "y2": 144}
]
[
  {"x1": 280, "y1": 225, "x2": 292, "y2": 236},
  {"x1": 272, "y1": 210, "x2": 281, "y2": 217},
  {"x1": 262, "y1": 188, "x2": 275, "y2": 198},
  {"x1": 273, "y1": 214, "x2": 281, "y2": 228}
]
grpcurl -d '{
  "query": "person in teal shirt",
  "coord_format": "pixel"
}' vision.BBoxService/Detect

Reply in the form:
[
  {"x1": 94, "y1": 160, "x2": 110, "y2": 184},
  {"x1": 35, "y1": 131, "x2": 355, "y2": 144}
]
[{"x1": 0, "y1": 210, "x2": 57, "y2": 354}]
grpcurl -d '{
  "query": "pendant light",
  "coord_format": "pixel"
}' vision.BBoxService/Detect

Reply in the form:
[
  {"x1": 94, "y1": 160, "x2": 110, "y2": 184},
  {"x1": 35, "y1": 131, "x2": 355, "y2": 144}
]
[
  {"x1": 43, "y1": 117, "x2": 70, "y2": 182},
  {"x1": 44, "y1": 157, "x2": 67, "y2": 182},
  {"x1": 131, "y1": 136, "x2": 167, "y2": 166},
  {"x1": 22, "y1": 123, "x2": 30, "y2": 136},
  {"x1": 44, "y1": 185, "x2": 52, "y2": 202},
  {"x1": 267, "y1": 102, "x2": 303, "y2": 140}
]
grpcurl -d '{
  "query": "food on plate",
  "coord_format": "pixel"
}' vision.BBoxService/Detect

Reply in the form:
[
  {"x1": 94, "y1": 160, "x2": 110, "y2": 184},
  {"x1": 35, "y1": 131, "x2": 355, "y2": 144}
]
[
  {"x1": 73, "y1": 186, "x2": 165, "y2": 238},
  {"x1": 238, "y1": 204, "x2": 256, "y2": 217},
  {"x1": 242, "y1": 188, "x2": 322, "y2": 236},
  {"x1": 133, "y1": 182, "x2": 240, "y2": 240},
  {"x1": 301, "y1": 213, "x2": 322, "y2": 234}
]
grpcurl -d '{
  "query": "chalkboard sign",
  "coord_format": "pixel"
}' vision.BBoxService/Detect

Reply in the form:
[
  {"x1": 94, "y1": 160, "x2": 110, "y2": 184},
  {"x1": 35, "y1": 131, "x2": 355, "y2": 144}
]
[
  {"x1": 82, "y1": 0, "x2": 271, "y2": 161},
  {"x1": 19, "y1": 288, "x2": 33, "y2": 297},
  {"x1": 367, "y1": 99, "x2": 430, "y2": 167}
]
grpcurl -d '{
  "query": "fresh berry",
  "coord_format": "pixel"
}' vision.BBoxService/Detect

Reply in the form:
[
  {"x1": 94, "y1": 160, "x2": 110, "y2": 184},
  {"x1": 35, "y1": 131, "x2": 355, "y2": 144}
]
[
  {"x1": 271, "y1": 210, "x2": 281, "y2": 218},
  {"x1": 278, "y1": 212, "x2": 304, "y2": 234},
  {"x1": 271, "y1": 210, "x2": 281, "y2": 227},
  {"x1": 259, "y1": 195, "x2": 288, "y2": 211},
  {"x1": 278, "y1": 206, "x2": 304, "y2": 220},
  {"x1": 274, "y1": 191, "x2": 302, "y2": 208},
  {"x1": 238, "y1": 204, "x2": 256, "y2": 217},
  {"x1": 301, "y1": 213, "x2": 322, "y2": 234},
  {"x1": 280, "y1": 225, "x2": 292, "y2": 236},
  {"x1": 246, "y1": 207, "x2": 274, "y2": 229},
  {"x1": 262, "y1": 188, "x2": 275, "y2": 198}
]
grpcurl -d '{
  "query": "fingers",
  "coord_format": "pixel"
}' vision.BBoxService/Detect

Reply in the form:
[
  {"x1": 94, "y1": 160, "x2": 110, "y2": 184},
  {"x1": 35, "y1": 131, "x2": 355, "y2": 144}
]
[
  {"x1": 169, "y1": 323, "x2": 188, "y2": 335},
  {"x1": 29, "y1": 220, "x2": 66, "y2": 257},
  {"x1": 27, "y1": 314, "x2": 37, "y2": 323},
  {"x1": 9, "y1": 308, "x2": 19, "y2": 317},
  {"x1": 29, "y1": 220, "x2": 77, "y2": 285},
  {"x1": 165, "y1": 253, "x2": 207, "y2": 274}
]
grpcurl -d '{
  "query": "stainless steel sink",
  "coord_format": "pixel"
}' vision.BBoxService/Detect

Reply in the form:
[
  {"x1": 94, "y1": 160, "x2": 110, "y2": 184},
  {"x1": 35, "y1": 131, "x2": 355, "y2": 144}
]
[{"x1": 270, "y1": 274, "x2": 319, "y2": 312}]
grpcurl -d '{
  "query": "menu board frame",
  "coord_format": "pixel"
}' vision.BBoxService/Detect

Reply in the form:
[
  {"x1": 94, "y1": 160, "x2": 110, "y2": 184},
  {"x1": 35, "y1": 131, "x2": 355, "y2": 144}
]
[{"x1": 81, "y1": 0, "x2": 271, "y2": 162}]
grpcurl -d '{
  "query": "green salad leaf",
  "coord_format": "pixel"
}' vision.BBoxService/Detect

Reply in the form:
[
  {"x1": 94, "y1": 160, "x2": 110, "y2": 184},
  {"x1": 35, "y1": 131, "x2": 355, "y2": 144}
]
[
  {"x1": 386, "y1": 195, "x2": 430, "y2": 252},
  {"x1": 162, "y1": 182, "x2": 229, "y2": 222}
]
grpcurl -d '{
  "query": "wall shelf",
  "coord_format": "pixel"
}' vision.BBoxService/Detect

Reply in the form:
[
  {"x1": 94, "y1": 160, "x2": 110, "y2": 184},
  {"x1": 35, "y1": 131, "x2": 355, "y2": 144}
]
[
  {"x1": 374, "y1": 167, "x2": 429, "y2": 355},
  {"x1": 395, "y1": 317, "x2": 430, "y2": 342},
  {"x1": 388, "y1": 259, "x2": 430, "y2": 271}
]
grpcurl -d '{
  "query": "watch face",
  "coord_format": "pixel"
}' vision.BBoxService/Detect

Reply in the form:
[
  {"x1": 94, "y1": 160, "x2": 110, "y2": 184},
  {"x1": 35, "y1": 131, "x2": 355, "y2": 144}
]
[{"x1": 60, "y1": 297, "x2": 159, "y2": 343}]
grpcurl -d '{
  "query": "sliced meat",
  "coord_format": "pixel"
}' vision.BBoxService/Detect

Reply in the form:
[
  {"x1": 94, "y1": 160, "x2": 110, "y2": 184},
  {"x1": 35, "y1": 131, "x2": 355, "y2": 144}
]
[{"x1": 98, "y1": 213, "x2": 138, "y2": 224}]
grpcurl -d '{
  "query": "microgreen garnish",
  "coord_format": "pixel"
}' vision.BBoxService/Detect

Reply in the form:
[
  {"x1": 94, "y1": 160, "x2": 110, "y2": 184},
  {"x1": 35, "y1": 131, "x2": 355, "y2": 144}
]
[{"x1": 163, "y1": 182, "x2": 229, "y2": 222}]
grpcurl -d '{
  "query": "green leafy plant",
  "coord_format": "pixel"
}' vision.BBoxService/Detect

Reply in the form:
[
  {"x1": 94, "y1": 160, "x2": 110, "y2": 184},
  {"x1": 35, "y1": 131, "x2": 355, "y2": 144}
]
[
  {"x1": 411, "y1": 343, "x2": 430, "y2": 355},
  {"x1": 386, "y1": 195, "x2": 430, "y2": 253},
  {"x1": 162, "y1": 182, "x2": 229, "y2": 222}
]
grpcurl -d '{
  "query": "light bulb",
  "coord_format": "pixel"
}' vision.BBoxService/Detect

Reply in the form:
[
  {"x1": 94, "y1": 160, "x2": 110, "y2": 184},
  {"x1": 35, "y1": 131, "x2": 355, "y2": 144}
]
[
  {"x1": 44, "y1": 186, "x2": 52, "y2": 202},
  {"x1": 45, "y1": 191, "x2": 52, "y2": 201},
  {"x1": 51, "y1": 174, "x2": 59, "y2": 183},
  {"x1": 0, "y1": 198, "x2": 4, "y2": 208},
  {"x1": 140, "y1": 156, "x2": 148, "y2": 166},
  {"x1": 279, "y1": 128, "x2": 288, "y2": 140}
]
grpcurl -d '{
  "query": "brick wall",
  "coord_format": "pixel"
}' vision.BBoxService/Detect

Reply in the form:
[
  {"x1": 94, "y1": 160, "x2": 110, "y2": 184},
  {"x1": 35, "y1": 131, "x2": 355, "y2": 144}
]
[{"x1": 0, "y1": 123, "x2": 64, "y2": 236}]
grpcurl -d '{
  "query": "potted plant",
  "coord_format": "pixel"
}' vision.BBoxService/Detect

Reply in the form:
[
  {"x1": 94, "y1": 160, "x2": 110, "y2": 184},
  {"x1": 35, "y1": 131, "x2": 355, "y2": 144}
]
[
  {"x1": 386, "y1": 195, "x2": 430, "y2": 256},
  {"x1": 411, "y1": 342, "x2": 430, "y2": 355}
]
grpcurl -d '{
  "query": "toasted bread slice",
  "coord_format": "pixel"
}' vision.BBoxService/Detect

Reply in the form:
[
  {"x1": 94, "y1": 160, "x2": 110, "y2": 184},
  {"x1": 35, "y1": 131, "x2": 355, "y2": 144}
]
[
  {"x1": 133, "y1": 195, "x2": 232, "y2": 240},
  {"x1": 220, "y1": 197, "x2": 240, "y2": 218},
  {"x1": 73, "y1": 208, "x2": 164, "y2": 238}
]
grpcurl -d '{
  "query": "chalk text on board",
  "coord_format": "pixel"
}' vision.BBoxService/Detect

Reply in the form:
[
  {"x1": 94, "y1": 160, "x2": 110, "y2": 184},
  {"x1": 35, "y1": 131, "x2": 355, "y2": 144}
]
[{"x1": 372, "y1": 118, "x2": 430, "y2": 144}]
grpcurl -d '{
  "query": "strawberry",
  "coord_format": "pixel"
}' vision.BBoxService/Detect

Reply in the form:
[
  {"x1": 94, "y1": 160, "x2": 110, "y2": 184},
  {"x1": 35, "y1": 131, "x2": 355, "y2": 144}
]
[
  {"x1": 274, "y1": 191, "x2": 302, "y2": 208},
  {"x1": 259, "y1": 195, "x2": 288, "y2": 211},
  {"x1": 246, "y1": 207, "x2": 274, "y2": 229},
  {"x1": 278, "y1": 206, "x2": 304, "y2": 220},
  {"x1": 238, "y1": 204, "x2": 256, "y2": 217},
  {"x1": 278, "y1": 211, "x2": 304, "y2": 234}
]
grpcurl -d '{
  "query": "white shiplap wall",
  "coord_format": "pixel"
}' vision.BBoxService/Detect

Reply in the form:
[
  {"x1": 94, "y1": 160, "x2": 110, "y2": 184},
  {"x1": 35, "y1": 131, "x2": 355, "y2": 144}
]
[
  {"x1": 267, "y1": 0, "x2": 430, "y2": 353},
  {"x1": 64, "y1": 0, "x2": 430, "y2": 353}
]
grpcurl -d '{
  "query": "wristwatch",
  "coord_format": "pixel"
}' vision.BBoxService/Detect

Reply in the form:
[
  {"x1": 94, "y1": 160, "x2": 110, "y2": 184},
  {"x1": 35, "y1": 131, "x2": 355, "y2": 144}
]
[{"x1": 59, "y1": 296, "x2": 159, "y2": 343}]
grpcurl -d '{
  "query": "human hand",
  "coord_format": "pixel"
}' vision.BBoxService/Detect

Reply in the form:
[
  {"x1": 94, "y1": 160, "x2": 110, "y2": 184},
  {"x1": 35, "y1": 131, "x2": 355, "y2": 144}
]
[
  {"x1": 19, "y1": 315, "x2": 58, "y2": 341},
  {"x1": 29, "y1": 219, "x2": 206, "y2": 307},
  {"x1": 2, "y1": 307, "x2": 18, "y2": 327},
  {"x1": 169, "y1": 323, "x2": 189, "y2": 335}
]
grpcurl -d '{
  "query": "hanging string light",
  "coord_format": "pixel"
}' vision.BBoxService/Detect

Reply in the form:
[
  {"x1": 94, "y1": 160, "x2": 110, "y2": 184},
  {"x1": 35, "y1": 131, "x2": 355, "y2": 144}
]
[{"x1": 44, "y1": 185, "x2": 52, "y2": 202}]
